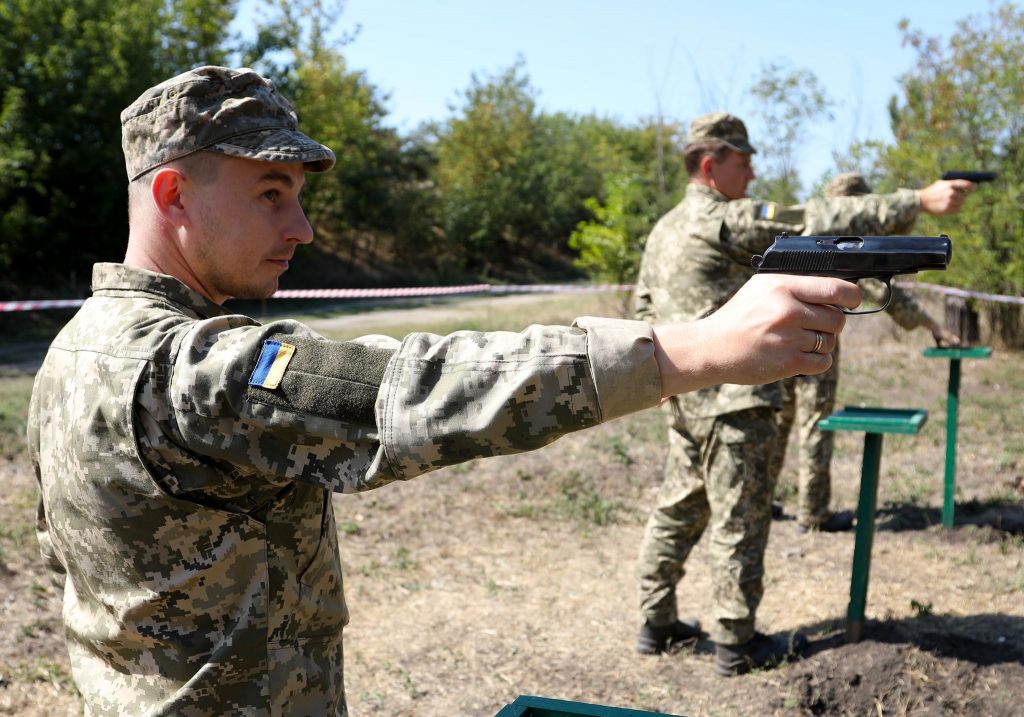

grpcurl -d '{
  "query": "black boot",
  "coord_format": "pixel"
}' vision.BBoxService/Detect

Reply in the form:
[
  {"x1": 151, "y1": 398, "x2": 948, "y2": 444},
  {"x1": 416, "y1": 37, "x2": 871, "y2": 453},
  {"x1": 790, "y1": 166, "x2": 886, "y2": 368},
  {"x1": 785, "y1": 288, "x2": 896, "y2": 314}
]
[
  {"x1": 635, "y1": 617, "x2": 703, "y2": 655},
  {"x1": 714, "y1": 631, "x2": 808, "y2": 676},
  {"x1": 797, "y1": 510, "x2": 854, "y2": 534}
]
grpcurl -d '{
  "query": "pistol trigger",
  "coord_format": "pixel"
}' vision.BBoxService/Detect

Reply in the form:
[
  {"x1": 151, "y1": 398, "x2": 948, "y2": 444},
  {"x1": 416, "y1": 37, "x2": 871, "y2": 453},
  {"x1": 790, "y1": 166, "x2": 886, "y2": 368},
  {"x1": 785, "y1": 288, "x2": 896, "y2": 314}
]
[{"x1": 879, "y1": 276, "x2": 894, "y2": 313}]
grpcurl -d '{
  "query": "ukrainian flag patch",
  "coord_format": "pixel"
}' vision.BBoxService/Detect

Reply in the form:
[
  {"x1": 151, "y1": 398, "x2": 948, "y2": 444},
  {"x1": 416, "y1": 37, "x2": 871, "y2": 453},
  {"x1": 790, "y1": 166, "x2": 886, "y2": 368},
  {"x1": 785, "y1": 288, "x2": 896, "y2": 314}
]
[
  {"x1": 759, "y1": 202, "x2": 777, "y2": 220},
  {"x1": 249, "y1": 340, "x2": 296, "y2": 390}
]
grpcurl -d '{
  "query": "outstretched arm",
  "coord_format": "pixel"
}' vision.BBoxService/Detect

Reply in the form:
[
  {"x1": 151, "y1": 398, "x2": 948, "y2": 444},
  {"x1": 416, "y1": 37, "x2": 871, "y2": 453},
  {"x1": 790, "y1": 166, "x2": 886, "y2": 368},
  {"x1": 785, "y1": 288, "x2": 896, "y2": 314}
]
[
  {"x1": 653, "y1": 274, "x2": 860, "y2": 397},
  {"x1": 918, "y1": 178, "x2": 976, "y2": 215}
]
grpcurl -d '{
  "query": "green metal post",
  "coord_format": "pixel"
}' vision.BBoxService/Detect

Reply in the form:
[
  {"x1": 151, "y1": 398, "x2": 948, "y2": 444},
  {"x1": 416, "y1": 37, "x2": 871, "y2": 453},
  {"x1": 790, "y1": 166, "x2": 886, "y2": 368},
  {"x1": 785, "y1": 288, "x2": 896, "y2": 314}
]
[
  {"x1": 847, "y1": 432, "x2": 884, "y2": 643},
  {"x1": 924, "y1": 346, "x2": 991, "y2": 527},
  {"x1": 942, "y1": 358, "x2": 962, "y2": 528}
]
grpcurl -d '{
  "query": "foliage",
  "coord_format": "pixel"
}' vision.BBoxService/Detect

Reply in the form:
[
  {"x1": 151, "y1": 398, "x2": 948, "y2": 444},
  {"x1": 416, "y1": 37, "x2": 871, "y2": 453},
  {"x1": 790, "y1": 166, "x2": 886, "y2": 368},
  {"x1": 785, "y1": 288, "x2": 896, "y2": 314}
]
[
  {"x1": 433, "y1": 60, "x2": 678, "y2": 279},
  {"x1": 239, "y1": 0, "x2": 434, "y2": 280},
  {"x1": 881, "y1": 3, "x2": 1024, "y2": 346},
  {"x1": 0, "y1": 0, "x2": 236, "y2": 296},
  {"x1": 746, "y1": 60, "x2": 834, "y2": 204},
  {"x1": 552, "y1": 117, "x2": 686, "y2": 286},
  {"x1": 568, "y1": 174, "x2": 666, "y2": 286},
  {"x1": 433, "y1": 59, "x2": 547, "y2": 275}
]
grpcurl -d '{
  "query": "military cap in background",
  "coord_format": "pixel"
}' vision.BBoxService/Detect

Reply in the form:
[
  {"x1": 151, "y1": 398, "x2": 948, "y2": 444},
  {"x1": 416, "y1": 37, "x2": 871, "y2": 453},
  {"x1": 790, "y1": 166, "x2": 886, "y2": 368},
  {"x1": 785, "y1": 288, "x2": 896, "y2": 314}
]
[
  {"x1": 121, "y1": 65, "x2": 335, "y2": 181},
  {"x1": 824, "y1": 172, "x2": 872, "y2": 198},
  {"x1": 686, "y1": 111, "x2": 757, "y2": 154}
]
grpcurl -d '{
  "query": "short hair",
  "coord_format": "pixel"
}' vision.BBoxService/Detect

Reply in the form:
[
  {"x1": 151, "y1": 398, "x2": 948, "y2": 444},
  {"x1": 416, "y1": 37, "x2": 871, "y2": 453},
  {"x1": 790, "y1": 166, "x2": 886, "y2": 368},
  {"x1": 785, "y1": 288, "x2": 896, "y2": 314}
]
[
  {"x1": 683, "y1": 139, "x2": 734, "y2": 176},
  {"x1": 127, "y1": 151, "x2": 223, "y2": 222}
]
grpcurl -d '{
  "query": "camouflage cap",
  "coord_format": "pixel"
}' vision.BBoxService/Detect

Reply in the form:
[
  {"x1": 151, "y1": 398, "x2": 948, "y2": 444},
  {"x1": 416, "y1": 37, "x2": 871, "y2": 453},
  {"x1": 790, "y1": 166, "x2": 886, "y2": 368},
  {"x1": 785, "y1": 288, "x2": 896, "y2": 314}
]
[
  {"x1": 686, "y1": 112, "x2": 757, "y2": 154},
  {"x1": 121, "y1": 66, "x2": 335, "y2": 181},
  {"x1": 824, "y1": 172, "x2": 872, "y2": 198}
]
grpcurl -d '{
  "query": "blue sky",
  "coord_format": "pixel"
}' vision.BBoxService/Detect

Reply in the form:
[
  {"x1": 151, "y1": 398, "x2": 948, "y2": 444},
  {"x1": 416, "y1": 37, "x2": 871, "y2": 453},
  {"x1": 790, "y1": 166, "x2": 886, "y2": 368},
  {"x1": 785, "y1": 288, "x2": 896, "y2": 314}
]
[{"x1": 235, "y1": 0, "x2": 987, "y2": 195}]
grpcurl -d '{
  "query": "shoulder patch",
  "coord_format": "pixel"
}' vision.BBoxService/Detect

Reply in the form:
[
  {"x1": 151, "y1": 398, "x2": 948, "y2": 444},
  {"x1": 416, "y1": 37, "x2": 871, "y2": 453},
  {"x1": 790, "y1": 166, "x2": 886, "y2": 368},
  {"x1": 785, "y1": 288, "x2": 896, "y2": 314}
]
[
  {"x1": 759, "y1": 202, "x2": 777, "y2": 220},
  {"x1": 247, "y1": 334, "x2": 394, "y2": 425},
  {"x1": 249, "y1": 340, "x2": 296, "y2": 389}
]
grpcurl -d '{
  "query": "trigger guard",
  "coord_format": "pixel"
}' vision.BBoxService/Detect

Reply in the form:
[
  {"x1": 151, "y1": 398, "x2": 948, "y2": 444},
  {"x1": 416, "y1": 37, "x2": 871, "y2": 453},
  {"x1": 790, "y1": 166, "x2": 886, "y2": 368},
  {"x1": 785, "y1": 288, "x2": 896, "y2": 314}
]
[{"x1": 842, "y1": 277, "x2": 893, "y2": 315}]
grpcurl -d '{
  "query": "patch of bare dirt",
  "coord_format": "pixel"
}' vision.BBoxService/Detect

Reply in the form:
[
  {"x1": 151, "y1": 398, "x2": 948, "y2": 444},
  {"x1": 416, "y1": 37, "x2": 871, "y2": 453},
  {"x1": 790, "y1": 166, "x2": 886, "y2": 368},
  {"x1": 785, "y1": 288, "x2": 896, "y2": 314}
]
[{"x1": 780, "y1": 626, "x2": 1024, "y2": 716}]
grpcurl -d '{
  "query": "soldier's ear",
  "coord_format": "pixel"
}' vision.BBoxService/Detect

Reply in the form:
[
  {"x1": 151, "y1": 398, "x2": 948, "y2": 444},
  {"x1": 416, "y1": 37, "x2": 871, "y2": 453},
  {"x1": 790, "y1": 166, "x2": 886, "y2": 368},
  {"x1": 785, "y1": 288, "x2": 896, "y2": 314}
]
[
  {"x1": 151, "y1": 168, "x2": 187, "y2": 223},
  {"x1": 698, "y1": 153, "x2": 716, "y2": 177}
]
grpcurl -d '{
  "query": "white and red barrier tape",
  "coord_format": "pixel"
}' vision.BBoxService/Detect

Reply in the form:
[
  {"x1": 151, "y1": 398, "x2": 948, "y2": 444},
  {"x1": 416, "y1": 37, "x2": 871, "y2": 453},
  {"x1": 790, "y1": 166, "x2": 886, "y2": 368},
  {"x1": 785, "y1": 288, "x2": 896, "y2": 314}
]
[
  {"x1": 895, "y1": 281, "x2": 1024, "y2": 306},
  {"x1": 0, "y1": 299, "x2": 87, "y2": 312},
  {"x1": 1, "y1": 281, "x2": 1019, "y2": 311},
  {"x1": 271, "y1": 284, "x2": 492, "y2": 299}
]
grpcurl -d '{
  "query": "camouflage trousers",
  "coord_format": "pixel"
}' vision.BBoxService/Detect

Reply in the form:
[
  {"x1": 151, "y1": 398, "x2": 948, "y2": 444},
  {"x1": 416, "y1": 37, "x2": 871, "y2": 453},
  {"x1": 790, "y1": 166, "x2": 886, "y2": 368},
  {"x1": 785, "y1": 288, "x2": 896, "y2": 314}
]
[
  {"x1": 636, "y1": 406, "x2": 781, "y2": 645},
  {"x1": 772, "y1": 340, "x2": 841, "y2": 527}
]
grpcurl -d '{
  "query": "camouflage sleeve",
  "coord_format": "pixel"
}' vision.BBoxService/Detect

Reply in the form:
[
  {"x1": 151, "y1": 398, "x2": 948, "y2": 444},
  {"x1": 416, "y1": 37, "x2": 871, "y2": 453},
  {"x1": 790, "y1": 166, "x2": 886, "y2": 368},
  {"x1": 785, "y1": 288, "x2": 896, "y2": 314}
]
[
  {"x1": 165, "y1": 315, "x2": 661, "y2": 491},
  {"x1": 377, "y1": 317, "x2": 662, "y2": 479},
  {"x1": 860, "y1": 278, "x2": 929, "y2": 330},
  {"x1": 803, "y1": 189, "x2": 921, "y2": 235},
  {"x1": 719, "y1": 198, "x2": 807, "y2": 259},
  {"x1": 161, "y1": 317, "x2": 400, "y2": 493},
  {"x1": 27, "y1": 388, "x2": 67, "y2": 586}
]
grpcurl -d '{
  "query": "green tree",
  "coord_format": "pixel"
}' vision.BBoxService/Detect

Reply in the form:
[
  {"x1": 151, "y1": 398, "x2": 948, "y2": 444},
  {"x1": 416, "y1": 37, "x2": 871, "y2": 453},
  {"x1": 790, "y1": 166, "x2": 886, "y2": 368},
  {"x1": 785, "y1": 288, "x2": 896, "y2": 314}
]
[
  {"x1": 568, "y1": 174, "x2": 656, "y2": 286},
  {"x1": 434, "y1": 59, "x2": 546, "y2": 276},
  {"x1": 746, "y1": 61, "x2": 834, "y2": 204},
  {"x1": 881, "y1": 3, "x2": 1024, "y2": 347},
  {"x1": 0, "y1": 0, "x2": 235, "y2": 296},
  {"x1": 243, "y1": 0, "x2": 436, "y2": 283},
  {"x1": 435, "y1": 60, "x2": 688, "y2": 280},
  {"x1": 562, "y1": 117, "x2": 686, "y2": 288}
]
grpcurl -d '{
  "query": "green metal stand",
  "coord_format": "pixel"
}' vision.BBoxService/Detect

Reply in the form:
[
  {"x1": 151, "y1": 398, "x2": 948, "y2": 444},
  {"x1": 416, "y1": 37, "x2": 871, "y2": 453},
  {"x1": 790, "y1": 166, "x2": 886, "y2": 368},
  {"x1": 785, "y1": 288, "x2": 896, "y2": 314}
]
[
  {"x1": 923, "y1": 347, "x2": 992, "y2": 528},
  {"x1": 819, "y1": 406, "x2": 928, "y2": 642},
  {"x1": 495, "y1": 695, "x2": 683, "y2": 717}
]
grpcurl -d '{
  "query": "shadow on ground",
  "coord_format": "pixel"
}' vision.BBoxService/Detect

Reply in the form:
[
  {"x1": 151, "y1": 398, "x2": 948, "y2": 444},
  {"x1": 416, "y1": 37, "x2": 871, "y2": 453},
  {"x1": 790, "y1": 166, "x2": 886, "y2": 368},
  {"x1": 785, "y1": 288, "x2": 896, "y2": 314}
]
[{"x1": 875, "y1": 498, "x2": 1024, "y2": 535}]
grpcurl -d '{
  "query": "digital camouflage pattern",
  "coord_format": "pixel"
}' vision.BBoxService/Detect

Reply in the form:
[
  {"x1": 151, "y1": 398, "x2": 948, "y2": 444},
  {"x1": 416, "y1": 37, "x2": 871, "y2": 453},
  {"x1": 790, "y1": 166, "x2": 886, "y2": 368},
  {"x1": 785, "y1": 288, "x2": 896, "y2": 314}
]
[
  {"x1": 121, "y1": 66, "x2": 335, "y2": 181},
  {"x1": 774, "y1": 352, "x2": 840, "y2": 527},
  {"x1": 636, "y1": 407, "x2": 780, "y2": 645},
  {"x1": 773, "y1": 278, "x2": 934, "y2": 525},
  {"x1": 823, "y1": 171, "x2": 872, "y2": 198},
  {"x1": 773, "y1": 174, "x2": 933, "y2": 526},
  {"x1": 29, "y1": 264, "x2": 662, "y2": 716},
  {"x1": 634, "y1": 179, "x2": 921, "y2": 643},
  {"x1": 634, "y1": 182, "x2": 921, "y2": 418},
  {"x1": 685, "y1": 112, "x2": 758, "y2": 154}
]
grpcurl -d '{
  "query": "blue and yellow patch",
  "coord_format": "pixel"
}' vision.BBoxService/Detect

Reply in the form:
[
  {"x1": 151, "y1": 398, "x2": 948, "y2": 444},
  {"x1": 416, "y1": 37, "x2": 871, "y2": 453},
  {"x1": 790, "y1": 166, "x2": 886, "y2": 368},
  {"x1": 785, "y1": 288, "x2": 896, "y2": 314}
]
[
  {"x1": 759, "y1": 202, "x2": 777, "y2": 220},
  {"x1": 249, "y1": 340, "x2": 296, "y2": 390}
]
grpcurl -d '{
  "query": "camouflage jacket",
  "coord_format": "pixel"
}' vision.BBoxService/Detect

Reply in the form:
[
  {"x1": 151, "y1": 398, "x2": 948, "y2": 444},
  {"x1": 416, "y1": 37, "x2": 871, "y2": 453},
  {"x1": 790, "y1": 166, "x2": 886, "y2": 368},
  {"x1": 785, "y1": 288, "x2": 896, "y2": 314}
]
[
  {"x1": 29, "y1": 263, "x2": 662, "y2": 716},
  {"x1": 634, "y1": 182, "x2": 920, "y2": 417},
  {"x1": 861, "y1": 278, "x2": 932, "y2": 330}
]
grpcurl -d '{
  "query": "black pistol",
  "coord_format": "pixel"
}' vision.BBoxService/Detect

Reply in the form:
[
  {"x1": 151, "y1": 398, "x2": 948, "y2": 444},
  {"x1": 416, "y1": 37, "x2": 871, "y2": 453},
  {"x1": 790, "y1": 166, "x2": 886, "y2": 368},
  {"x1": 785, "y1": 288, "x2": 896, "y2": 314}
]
[
  {"x1": 751, "y1": 234, "x2": 952, "y2": 315},
  {"x1": 941, "y1": 171, "x2": 998, "y2": 183}
]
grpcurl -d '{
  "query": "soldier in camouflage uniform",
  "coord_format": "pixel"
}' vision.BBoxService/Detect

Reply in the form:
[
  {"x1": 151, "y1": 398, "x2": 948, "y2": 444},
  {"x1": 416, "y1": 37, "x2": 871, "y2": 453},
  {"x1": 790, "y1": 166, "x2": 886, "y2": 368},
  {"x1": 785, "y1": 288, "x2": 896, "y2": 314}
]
[
  {"x1": 632, "y1": 113, "x2": 973, "y2": 674},
  {"x1": 28, "y1": 69, "x2": 866, "y2": 716},
  {"x1": 771, "y1": 172, "x2": 961, "y2": 532}
]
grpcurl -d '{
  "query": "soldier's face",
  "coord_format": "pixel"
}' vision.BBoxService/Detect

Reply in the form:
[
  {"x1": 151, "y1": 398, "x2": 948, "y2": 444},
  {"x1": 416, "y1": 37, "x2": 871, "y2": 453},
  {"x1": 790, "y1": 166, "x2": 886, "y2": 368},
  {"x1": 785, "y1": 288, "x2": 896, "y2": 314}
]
[
  {"x1": 186, "y1": 156, "x2": 313, "y2": 303},
  {"x1": 710, "y1": 150, "x2": 755, "y2": 200}
]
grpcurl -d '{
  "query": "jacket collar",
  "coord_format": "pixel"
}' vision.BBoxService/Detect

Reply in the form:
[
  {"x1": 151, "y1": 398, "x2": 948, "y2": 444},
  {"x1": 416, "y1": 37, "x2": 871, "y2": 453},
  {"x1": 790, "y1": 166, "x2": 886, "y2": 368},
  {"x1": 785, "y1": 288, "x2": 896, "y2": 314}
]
[{"x1": 90, "y1": 263, "x2": 228, "y2": 319}]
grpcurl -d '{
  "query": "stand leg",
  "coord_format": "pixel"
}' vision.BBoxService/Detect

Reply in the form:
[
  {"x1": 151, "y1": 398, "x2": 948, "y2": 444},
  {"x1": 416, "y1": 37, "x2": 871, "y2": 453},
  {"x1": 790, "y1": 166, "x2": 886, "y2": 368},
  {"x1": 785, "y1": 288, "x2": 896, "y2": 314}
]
[
  {"x1": 848, "y1": 433, "x2": 883, "y2": 642},
  {"x1": 943, "y1": 359, "x2": 962, "y2": 528}
]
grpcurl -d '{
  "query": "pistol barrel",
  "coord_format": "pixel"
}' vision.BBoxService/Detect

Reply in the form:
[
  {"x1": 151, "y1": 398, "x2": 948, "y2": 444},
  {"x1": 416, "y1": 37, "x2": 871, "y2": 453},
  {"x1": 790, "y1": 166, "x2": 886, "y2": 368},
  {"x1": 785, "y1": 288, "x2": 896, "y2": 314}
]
[{"x1": 941, "y1": 171, "x2": 997, "y2": 183}]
